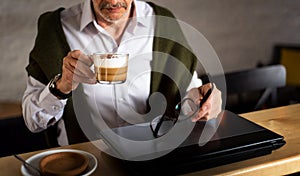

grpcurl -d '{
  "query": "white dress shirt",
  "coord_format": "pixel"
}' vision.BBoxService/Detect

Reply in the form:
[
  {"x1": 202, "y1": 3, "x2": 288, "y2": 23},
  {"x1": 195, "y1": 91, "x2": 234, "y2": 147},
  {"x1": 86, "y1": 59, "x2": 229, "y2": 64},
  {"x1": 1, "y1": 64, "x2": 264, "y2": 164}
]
[{"x1": 22, "y1": 0, "x2": 202, "y2": 146}]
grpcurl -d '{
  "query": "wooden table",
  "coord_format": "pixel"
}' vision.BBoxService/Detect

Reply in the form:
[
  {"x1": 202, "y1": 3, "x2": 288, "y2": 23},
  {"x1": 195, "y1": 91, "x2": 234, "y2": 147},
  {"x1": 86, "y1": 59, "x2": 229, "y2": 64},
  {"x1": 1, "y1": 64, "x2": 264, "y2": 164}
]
[
  {"x1": 0, "y1": 104, "x2": 300, "y2": 176},
  {"x1": 0, "y1": 102, "x2": 22, "y2": 119}
]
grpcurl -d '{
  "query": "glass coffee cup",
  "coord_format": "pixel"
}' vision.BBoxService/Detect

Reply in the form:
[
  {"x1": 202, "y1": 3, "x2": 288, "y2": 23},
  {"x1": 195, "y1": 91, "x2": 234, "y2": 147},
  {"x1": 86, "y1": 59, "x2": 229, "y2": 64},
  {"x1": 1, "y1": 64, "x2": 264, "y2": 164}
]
[{"x1": 91, "y1": 53, "x2": 129, "y2": 84}]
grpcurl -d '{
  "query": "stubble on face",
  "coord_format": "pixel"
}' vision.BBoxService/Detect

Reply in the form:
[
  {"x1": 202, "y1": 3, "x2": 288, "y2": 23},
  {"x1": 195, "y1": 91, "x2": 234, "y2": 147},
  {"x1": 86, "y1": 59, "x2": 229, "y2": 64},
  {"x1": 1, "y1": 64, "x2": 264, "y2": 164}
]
[{"x1": 92, "y1": 0, "x2": 132, "y2": 24}]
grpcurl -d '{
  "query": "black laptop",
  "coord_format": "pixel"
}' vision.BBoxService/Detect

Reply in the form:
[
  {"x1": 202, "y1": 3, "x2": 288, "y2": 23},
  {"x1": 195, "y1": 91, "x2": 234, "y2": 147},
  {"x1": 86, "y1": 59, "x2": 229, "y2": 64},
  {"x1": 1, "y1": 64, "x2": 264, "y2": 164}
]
[{"x1": 99, "y1": 110, "x2": 285, "y2": 175}]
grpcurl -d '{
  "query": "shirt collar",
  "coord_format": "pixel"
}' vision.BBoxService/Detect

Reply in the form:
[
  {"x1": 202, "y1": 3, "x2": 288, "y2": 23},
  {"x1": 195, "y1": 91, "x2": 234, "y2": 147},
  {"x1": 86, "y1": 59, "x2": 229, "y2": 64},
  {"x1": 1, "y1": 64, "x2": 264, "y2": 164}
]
[
  {"x1": 133, "y1": 0, "x2": 149, "y2": 27},
  {"x1": 80, "y1": 0, "x2": 94, "y2": 31},
  {"x1": 80, "y1": 0, "x2": 148, "y2": 32}
]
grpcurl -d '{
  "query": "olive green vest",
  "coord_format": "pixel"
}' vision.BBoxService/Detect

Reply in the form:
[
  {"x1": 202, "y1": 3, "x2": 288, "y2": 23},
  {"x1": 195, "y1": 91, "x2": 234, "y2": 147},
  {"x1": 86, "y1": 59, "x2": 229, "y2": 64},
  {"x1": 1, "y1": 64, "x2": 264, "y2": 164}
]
[{"x1": 26, "y1": 2, "x2": 197, "y2": 145}]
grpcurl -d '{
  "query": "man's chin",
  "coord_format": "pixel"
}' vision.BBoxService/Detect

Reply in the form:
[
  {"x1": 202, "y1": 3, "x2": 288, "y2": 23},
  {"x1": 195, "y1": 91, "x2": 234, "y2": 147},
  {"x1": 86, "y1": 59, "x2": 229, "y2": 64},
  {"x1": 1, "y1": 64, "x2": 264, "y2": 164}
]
[{"x1": 101, "y1": 14, "x2": 128, "y2": 23}]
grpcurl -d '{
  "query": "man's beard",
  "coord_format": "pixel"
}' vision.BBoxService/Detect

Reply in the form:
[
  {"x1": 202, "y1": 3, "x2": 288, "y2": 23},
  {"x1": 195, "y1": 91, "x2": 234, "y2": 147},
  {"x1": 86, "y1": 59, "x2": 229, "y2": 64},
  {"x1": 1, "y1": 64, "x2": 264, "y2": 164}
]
[{"x1": 98, "y1": 1, "x2": 131, "y2": 23}]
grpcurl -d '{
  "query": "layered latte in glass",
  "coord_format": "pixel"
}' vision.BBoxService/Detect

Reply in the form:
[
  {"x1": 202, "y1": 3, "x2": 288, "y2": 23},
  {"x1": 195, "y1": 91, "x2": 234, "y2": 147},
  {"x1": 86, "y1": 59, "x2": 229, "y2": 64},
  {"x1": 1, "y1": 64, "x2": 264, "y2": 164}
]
[{"x1": 92, "y1": 53, "x2": 129, "y2": 84}]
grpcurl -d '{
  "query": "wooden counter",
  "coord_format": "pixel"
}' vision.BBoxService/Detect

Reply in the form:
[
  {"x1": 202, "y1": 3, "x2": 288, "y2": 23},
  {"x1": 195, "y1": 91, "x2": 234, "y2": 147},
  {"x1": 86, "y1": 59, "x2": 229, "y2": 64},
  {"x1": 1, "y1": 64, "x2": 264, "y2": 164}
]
[
  {"x1": 0, "y1": 104, "x2": 300, "y2": 176},
  {"x1": 189, "y1": 103, "x2": 300, "y2": 176},
  {"x1": 0, "y1": 102, "x2": 22, "y2": 119}
]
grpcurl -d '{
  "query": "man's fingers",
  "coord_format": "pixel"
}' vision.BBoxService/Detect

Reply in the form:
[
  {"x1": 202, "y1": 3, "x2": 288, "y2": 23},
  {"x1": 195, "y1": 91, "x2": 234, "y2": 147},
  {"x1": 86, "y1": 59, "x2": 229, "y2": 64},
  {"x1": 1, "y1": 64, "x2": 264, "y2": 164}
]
[
  {"x1": 64, "y1": 62, "x2": 96, "y2": 84},
  {"x1": 64, "y1": 51, "x2": 95, "y2": 79},
  {"x1": 72, "y1": 74, "x2": 96, "y2": 84},
  {"x1": 69, "y1": 50, "x2": 93, "y2": 66},
  {"x1": 192, "y1": 103, "x2": 210, "y2": 122},
  {"x1": 75, "y1": 60, "x2": 95, "y2": 78},
  {"x1": 62, "y1": 50, "x2": 96, "y2": 85}
]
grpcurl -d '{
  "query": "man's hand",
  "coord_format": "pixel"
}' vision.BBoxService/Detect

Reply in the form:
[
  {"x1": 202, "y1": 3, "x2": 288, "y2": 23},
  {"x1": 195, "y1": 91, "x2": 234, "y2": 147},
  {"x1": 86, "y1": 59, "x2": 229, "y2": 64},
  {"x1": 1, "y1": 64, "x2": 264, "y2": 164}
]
[
  {"x1": 56, "y1": 50, "x2": 96, "y2": 94},
  {"x1": 187, "y1": 83, "x2": 222, "y2": 121}
]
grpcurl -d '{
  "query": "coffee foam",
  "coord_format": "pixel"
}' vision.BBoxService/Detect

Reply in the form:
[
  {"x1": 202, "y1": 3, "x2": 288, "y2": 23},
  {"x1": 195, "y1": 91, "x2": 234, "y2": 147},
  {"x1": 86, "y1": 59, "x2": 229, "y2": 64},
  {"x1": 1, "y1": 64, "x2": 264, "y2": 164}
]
[{"x1": 93, "y1": 56, "x2": 127, "y2": 68}]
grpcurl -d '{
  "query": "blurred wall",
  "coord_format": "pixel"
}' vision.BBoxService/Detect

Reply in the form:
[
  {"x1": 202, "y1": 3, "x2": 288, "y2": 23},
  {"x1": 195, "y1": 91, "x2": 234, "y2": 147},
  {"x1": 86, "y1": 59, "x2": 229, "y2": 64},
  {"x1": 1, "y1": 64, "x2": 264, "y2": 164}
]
[
  {"x1": 152, "y1": 0, "x2": 300, "y2": 71},
  {"x1": 0, "y1": 0, "x2": 82, "y2": 102},
  {"x1": 0, "y1": 0, "x2": 300, "y2": 102}
]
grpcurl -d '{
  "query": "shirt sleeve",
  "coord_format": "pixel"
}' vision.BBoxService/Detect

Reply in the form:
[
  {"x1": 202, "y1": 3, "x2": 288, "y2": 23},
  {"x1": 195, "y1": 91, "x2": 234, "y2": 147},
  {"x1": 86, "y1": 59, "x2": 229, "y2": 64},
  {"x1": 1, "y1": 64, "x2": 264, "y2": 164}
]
[
  {"x1": 186, "y1": 71, "x2": 203, "y2": 92},
  {"x1": 22, "y1": 76, "x2": 67, "y2": 132}
]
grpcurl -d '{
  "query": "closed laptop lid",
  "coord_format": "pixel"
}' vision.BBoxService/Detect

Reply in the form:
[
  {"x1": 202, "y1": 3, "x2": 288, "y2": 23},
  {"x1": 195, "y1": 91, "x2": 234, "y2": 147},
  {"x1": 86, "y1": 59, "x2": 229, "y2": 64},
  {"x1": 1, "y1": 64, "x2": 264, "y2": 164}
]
[{"x1": 99, "y1": 110, "x2": 285, "y2": 174}]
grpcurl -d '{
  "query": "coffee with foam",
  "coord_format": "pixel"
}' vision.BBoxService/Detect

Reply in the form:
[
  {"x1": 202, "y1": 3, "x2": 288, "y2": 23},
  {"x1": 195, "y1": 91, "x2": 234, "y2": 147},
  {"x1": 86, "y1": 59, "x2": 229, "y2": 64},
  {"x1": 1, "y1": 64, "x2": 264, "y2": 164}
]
[{"x1": 92, "y1": 53, "x2": 128, "y2": 84}]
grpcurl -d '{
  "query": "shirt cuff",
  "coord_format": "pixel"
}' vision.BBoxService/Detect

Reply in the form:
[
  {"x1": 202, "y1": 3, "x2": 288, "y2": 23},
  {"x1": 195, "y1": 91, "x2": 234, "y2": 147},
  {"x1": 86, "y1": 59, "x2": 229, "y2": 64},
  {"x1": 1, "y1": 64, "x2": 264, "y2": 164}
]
[{"x1": 38, "y1": 83, "x2": 68, "y2": 119}]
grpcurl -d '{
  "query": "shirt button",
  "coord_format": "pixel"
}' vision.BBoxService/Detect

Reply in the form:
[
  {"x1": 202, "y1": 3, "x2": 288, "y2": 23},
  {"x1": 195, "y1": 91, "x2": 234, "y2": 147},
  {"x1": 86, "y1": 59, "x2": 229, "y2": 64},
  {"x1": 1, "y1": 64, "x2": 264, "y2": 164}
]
[{"x1": 53, "y1": 106, "x2": 59, "y2": 110}]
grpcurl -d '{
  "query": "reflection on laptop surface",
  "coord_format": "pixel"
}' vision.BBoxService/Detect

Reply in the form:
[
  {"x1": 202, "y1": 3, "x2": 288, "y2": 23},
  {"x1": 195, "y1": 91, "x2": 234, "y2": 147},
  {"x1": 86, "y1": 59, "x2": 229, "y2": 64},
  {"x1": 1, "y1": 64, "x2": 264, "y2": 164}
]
[{"x1": 100, "y1": 110, "x2": 285, "y2": 175}]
